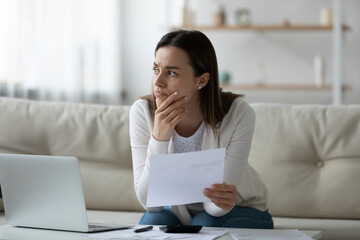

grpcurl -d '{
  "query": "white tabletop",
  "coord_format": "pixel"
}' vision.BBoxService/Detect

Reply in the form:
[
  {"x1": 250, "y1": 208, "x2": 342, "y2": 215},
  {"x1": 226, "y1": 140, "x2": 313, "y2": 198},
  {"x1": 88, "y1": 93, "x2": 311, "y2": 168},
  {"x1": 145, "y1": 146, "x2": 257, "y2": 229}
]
[{"x1": 0, "y1": 224, "x2": 322, "y2": 240}]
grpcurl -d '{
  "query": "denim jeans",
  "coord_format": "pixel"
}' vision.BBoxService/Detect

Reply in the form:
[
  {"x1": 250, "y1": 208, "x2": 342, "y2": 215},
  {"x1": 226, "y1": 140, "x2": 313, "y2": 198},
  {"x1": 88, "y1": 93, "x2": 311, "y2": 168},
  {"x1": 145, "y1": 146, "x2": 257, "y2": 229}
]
[{"x1": 139, "y1": 206, "x2": 273, "y2": 229}]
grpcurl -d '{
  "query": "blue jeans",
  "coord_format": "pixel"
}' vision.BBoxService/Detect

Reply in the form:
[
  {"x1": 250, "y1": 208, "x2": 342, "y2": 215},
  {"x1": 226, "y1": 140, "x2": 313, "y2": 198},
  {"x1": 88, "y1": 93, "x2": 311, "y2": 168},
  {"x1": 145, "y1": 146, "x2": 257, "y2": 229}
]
[{"x1": 139, "y1": 206, "x2": 273, "y2": 229}]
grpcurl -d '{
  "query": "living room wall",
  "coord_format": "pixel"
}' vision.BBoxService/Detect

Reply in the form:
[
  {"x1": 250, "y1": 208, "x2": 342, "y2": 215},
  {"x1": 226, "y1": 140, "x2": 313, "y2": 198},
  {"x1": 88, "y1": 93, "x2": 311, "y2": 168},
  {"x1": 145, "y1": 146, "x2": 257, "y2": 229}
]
[{"x1": 121, "y1": 0, "x2": 360, "y2": 105}]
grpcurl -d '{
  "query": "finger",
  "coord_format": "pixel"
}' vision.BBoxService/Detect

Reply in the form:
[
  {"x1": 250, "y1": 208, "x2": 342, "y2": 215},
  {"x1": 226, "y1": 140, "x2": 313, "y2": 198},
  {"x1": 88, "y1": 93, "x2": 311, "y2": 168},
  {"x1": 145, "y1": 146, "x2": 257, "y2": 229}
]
[
  {"x1": 207, "y1": 193, "x2": 234, "y2": 204},
  {"x1": 211, "y1": 200, "x2": 235, "y2": 208},
  {"x1": 156, "y1": 92, "x2": 176, "y2": 112},
  {"x1": 165, "y1": 107, "x2": 187, "y2": 122},
  {"x1": 208, "y1": 194, "x2": 235, "y2": 207},
  {"x1": 208, "y1": 194, "x2": 236, "y2": 210},
  {"x1": 156, "y1": 92, "x2": 184, "y2": 112},
  {"x1": 160, "y1": 98, "x2": 188, "y2": 118},
  {"x1": 210, "y1": 183, "x2": 236, "y2": 192},
  {"x1": 169, "y1": 110, "x2": 187, "y2": 126},
  {"x1": 204, "y1": 187, "x2": 237, "y2": 205},
  {"x1": 204, "y1": 188, "x2": 235, "y2": 197},
  {"x1": 205, "y1": 192, "x2": 237, "y2": 203},
  {"x1": 155, "y1": 104, "x2": 186, "y2": 124}
]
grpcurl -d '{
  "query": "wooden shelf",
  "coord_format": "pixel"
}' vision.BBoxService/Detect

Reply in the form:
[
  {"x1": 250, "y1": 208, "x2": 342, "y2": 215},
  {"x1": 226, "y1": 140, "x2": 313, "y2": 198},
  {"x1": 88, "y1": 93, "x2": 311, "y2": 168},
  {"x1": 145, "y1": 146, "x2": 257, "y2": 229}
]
[
  {"x1": 174, "y1": 24, "x2": 351, "y2": 31},
  {"x1": 220, "y1": 83, "x2": 349, "y2": 91}
]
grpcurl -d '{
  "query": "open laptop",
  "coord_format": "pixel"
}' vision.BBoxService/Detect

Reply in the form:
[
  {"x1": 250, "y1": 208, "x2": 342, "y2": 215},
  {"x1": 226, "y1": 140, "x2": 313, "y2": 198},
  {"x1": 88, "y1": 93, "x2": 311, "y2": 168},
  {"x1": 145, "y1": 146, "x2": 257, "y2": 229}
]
[{"x1": 0, "y1": 153, "x2": 132, "y2": 233}]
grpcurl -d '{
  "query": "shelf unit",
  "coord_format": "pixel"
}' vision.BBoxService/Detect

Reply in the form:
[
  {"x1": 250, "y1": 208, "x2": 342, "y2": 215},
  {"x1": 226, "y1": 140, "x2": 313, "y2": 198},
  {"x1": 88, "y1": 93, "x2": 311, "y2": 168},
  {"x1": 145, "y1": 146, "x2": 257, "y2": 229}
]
[
  {"x1": 166, "y1": 0, "x2": 348, "y2": 104},
  {"x1": 220, "y1": 83, "x2": 349, "y2": 91},
  {"x1": 176, "y1": 22, "x2": 351, "y2": 98},
  {"x1": 174, "y1": 24, "x2": 350, "y2": 31}
]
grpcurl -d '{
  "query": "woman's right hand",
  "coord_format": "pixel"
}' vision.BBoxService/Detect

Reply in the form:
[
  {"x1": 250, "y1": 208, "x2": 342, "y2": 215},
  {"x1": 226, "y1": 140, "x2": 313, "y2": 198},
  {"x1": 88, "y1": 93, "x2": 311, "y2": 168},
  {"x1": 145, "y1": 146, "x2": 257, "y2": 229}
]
[{"x1": 152, "y1": 91, "x2": 188, "y2": 141}]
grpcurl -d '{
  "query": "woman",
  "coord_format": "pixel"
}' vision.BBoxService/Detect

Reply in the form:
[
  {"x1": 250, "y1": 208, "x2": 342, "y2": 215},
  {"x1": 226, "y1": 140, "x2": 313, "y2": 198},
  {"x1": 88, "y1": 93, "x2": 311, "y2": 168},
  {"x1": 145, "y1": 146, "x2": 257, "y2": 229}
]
[{"x1": 129, "y1": 30, "x2": 273, "y2": 228}]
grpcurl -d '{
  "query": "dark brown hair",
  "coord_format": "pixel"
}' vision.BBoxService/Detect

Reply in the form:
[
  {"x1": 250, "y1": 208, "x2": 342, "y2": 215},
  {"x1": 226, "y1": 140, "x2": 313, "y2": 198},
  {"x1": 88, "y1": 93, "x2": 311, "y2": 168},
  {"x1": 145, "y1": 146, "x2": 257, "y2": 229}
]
[{"x1": 142, "y1": 30, "x2": 241, "y2": 140}]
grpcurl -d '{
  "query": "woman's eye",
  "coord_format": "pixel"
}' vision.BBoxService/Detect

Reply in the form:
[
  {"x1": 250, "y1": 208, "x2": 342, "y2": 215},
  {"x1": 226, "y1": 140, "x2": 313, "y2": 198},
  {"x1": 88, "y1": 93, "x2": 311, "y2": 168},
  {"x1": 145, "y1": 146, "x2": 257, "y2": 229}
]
[{"x1": 153, "y1": 68, "x2": 159, "y2": 74}]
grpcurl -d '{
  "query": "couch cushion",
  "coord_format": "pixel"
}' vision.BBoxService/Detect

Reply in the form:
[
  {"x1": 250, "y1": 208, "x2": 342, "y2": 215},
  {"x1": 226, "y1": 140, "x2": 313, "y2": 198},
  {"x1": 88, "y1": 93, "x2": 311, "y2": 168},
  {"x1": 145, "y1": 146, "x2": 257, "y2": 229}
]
[
  {"x1": 87, "y1": 210, "x2": 143, "y2": 225},
  {"x1": 80, "y1": 161, "x2": 143, "y2": 211},
  {"x1": 0, "y1": 97, "x2": 143, "y2": 211},
  {"x1": 249, "y1": 103, "x2": 360, "y2": 220},
  {"x1": 0, "y1": 97, "x2": 132, "y2": 166},
  {"x1": 274, "y1": 217, "x2": 360, "y2": 240}
]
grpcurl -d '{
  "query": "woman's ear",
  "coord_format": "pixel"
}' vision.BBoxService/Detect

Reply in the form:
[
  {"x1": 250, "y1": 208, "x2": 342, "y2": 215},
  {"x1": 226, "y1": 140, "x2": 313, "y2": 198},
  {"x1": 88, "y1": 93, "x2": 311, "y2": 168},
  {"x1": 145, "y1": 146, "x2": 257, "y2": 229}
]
[{"x1": 198, "y1": 73, "x2": 210, "y2": 89}]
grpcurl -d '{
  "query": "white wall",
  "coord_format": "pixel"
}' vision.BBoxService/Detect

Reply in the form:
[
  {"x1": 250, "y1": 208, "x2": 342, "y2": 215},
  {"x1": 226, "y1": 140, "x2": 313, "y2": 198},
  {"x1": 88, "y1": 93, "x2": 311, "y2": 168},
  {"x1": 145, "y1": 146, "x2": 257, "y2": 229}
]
[
  {"x1": 121, "y1": 0, "x2": 168, "y2": 104},
  {"x1": 122, "y1": 0, "x2": 360, "y2": 105}
]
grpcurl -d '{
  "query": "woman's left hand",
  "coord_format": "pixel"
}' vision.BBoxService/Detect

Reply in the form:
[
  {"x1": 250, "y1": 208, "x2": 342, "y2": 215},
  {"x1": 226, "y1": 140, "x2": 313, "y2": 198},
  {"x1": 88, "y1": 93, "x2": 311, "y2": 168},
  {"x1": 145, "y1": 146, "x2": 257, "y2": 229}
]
[{"x1": 203, "y1": 182, "x2": 237, "y2": 211}]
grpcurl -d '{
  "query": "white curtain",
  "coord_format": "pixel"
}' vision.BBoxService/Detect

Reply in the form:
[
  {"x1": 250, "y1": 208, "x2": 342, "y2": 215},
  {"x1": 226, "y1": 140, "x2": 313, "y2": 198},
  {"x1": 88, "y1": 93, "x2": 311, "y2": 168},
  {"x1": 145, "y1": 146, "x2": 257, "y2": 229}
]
[{"x1": 0, "y1": 0, "x2": 122, "y2": 104}]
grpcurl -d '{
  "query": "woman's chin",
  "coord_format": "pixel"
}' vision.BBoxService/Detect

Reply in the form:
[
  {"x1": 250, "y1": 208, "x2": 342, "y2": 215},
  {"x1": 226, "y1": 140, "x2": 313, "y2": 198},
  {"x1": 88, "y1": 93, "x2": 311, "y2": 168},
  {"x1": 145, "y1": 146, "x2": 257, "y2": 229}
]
[{"x1": 155, "y1": 98, "x2": 163, "y2": 108}]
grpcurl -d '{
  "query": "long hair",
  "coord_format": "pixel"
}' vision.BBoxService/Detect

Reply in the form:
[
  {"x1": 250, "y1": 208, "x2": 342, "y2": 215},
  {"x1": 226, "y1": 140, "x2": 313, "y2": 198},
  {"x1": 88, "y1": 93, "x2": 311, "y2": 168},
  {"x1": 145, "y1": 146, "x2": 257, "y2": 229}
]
[{"x1": 142, "y1": 30, "x2": 241, "y2": 142}]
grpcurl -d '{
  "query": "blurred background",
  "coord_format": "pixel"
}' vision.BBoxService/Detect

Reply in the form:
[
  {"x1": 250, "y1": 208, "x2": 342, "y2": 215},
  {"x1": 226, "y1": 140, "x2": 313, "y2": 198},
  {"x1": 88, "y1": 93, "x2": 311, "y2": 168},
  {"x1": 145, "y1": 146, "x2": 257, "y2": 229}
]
[{"x1": 0, "y1": 0, "x2": 359, "y2": 105}]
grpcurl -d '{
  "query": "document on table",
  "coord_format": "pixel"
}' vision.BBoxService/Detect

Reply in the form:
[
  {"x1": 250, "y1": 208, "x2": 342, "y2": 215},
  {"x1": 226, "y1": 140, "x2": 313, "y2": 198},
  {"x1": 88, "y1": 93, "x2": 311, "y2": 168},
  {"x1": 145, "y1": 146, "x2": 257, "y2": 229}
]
[
  {"x1": 89, "y1": 226, "x2": 228, "y2": 240},
  {"x1": 229, "y1": 228, "x2": 314, "y2": 240},
  {"x1": 88, "y1": 227, "x2": 314, "y2": 240},
  {"x1": 146, "y1": 148, "x2": 226, "y2": 208}
]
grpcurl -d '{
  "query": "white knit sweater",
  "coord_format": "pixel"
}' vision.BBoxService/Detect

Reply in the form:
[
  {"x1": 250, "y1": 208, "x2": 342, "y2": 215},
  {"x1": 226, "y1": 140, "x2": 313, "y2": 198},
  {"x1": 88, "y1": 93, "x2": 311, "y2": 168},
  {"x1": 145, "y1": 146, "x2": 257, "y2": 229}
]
[{"x1": 129, "y1": 98, "x2": 268, "y2": 225}]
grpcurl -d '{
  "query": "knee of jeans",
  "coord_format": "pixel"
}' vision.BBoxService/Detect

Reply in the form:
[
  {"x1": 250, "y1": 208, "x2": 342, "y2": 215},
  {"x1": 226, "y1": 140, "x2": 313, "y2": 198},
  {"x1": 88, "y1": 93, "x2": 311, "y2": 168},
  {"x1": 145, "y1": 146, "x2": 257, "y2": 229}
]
[
  {"x1": 139, "y1": 209, "x2": 181, "y2": 226},
  {"x1": 191, "y1": 212, "x2": 222, "y2": 227},
  {"x1": 222, "y1": 216, "x2": 274, "y2": 229}
]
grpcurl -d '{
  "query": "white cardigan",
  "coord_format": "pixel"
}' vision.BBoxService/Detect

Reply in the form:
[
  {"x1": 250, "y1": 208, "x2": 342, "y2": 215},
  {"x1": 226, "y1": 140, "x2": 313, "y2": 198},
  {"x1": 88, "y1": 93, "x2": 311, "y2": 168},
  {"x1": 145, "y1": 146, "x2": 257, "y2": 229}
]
[{"x1": 129, "y1": 98, "x2": 268, "y2": 225}]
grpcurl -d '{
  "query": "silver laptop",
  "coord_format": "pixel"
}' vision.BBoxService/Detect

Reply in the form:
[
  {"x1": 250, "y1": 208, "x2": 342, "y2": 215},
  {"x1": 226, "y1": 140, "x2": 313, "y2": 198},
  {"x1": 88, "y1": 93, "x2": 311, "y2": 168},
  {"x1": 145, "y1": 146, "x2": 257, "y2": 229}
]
[{"x1": 0, "y1": 153, "x2": 132, "y2": 233}]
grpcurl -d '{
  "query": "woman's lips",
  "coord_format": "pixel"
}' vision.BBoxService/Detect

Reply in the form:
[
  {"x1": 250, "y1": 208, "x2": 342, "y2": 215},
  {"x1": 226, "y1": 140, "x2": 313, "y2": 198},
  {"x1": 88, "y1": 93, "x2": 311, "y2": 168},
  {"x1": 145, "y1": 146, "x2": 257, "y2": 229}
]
[{"x1": 154, "y1": 91, "x2": 168, "y2": 98}]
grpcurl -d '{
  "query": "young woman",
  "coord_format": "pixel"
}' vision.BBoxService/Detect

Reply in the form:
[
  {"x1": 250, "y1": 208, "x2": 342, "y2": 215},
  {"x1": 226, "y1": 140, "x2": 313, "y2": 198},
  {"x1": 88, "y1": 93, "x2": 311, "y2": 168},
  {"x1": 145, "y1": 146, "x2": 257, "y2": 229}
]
[{"x1": 129, "y1": 30, "x2": 273, "y2": 228}]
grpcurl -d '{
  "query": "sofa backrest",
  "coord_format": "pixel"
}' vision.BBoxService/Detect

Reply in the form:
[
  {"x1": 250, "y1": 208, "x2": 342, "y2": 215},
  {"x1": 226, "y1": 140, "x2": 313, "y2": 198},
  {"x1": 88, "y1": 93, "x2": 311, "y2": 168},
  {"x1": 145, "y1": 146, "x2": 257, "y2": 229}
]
[
  {"x1": 249, "y1": 103, "x2": 360, "y2": 219},
  {"x1": 0, "y1": 97, "x2": 143, "y2": 212},
  {"x1": 1, "y1": 98, "x2": 360, "y2": 219}
]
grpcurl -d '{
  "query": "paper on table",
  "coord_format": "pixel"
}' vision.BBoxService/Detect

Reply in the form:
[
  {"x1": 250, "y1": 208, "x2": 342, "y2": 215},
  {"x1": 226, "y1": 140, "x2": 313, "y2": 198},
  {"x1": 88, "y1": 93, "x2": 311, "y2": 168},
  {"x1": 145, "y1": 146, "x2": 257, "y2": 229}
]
[
  {"x1": 89, "y1": 226, "x2": 228, "y2": 240},
  {"x1": 146, "y1": 148, "x2": 226, "y2": 208},
  {"x1": 229, "y1": 228, "x2": 314, "y2": 240},
  {"x1": 88, "y1": 228, "x2": 314, "y2": 240}
]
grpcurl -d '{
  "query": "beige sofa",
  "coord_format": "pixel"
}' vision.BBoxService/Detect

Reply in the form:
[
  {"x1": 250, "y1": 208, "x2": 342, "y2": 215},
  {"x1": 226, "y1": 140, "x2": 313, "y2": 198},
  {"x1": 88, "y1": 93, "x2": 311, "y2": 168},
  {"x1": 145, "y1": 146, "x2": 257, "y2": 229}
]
[{"x1": 0, "y1": 97, "x2": 359, "y2": 240}]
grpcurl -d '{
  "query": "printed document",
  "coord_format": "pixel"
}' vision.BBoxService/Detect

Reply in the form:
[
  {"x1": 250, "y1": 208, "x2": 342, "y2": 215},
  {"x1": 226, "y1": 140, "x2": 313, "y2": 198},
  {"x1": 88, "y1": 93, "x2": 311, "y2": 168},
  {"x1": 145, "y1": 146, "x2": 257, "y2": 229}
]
[
  {"x1": 89, "y1": 226, "x2": 228, "y2": 240},
  {"x1": 89, "y1": 227, "x2": 315, "y2": 240},
  {"x1": 146, "y1": 148, "x2": 226, "y2": 207},
  {"x1": 229, "y1": 228, "x2": 315, "y2": 240}
]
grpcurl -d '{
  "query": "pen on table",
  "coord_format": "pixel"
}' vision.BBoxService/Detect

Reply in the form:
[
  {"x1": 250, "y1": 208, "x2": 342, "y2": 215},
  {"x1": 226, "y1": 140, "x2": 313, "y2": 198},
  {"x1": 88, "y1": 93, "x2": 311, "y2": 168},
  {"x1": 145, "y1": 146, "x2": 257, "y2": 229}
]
[{"x1": 134, "y1": 226, "x2": 153, "y2": 233}]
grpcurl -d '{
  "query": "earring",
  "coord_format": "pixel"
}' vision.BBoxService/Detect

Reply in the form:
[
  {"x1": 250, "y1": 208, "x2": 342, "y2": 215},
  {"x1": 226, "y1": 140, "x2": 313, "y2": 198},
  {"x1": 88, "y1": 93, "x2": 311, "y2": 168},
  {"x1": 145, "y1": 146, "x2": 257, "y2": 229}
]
[{"x1": 198, "y1": 86, "x2": 202, "y2": 89}]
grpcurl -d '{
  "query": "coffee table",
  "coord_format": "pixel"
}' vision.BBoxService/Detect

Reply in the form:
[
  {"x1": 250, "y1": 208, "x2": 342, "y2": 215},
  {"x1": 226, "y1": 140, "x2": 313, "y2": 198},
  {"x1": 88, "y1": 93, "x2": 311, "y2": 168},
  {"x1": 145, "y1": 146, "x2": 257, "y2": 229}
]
[
  {"x1": 217, "y1": 229, "x2": 321, "y2": 240},
  {"x1": 0, "y1": 211, "x2": 321, "y2": 240},
  {"x1": 0, "y1": 224, "x2": 321, "y2": 240}
]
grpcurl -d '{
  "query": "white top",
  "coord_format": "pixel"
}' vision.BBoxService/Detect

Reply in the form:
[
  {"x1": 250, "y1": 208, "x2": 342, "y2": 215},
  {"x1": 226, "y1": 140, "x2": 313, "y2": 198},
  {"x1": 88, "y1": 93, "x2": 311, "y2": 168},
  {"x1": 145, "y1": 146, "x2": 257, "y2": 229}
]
[
  {"x1": 129, "y1": 98, "x2": 268, "y2": 225},
  {"x1": 173, "y1": 121, "x2": 206, "y2": 217},
  {"x1": 173, "y1": 121, "x2": 205, "y2": 154}
]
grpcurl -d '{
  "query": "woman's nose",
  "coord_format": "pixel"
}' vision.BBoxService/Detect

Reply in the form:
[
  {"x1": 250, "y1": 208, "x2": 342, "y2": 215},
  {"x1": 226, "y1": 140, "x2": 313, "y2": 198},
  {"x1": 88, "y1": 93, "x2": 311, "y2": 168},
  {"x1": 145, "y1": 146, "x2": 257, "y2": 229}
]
[{"x1": 154, "y1": 72, "x2": 166, "y2": 87}]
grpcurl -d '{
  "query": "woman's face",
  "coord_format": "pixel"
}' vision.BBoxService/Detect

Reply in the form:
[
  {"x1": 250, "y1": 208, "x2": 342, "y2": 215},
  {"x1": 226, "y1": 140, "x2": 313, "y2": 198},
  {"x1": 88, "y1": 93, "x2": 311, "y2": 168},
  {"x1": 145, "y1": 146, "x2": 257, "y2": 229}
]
[{"x1": 152, "y1": 46, "x2": 202, "y2": 108}]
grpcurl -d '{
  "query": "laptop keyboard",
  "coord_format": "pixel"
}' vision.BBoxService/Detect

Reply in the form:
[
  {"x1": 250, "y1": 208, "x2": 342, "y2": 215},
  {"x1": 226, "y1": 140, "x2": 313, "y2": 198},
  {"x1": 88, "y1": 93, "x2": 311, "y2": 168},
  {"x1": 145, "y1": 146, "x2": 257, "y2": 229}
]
[
  {"x1": 88, "y1": 223, "x2": 132, "y2": 232},
  {"x1": 89, "y1": 224, "x2": 106, "y2": 230}
]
